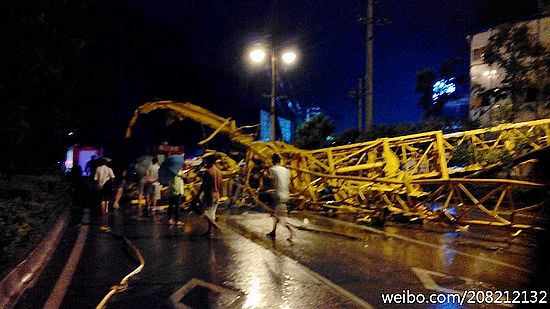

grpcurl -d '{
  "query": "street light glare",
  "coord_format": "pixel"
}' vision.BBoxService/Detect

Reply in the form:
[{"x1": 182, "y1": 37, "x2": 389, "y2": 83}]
[
  {"x1": 281, "y1": 51, "x2": 297, "y2": 64},
  {"x1": 249, "y1": 49, "x2": 266, "y2": 63}
]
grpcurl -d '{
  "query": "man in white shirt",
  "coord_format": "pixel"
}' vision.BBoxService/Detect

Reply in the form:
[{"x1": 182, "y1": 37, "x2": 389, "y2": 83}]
[
  {"x1": 266, "y1": 153, "x2": 295, "y2": 241},
  {"x1": 94, "y1": 158, "x2": 115, "y2": 216},
  {"x1": 144, "y1": 157, "x2": 160, "y2": 217}
]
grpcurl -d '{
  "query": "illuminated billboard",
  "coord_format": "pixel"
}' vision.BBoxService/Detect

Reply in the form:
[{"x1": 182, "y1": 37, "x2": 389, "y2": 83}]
[{"x1": 432, "y1": 78, "x2": 456, "y2": 101}]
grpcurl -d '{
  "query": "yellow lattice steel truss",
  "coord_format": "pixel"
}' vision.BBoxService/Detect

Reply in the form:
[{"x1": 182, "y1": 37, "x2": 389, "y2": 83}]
[{"x1": 126, "y1": 101, "x2": 549, "y2": 230}]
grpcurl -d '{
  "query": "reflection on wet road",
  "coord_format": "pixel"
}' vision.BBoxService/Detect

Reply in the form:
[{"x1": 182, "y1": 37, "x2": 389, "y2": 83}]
[
  {"x1": 62, "y1": 210, "x2": 364, "y2": 308},
  {"x1": 223, "y1": 213, "x2": 537, "y2": 308},
  {"x1": 15, "y1": 207, "x2": 541, "y2": 308}
]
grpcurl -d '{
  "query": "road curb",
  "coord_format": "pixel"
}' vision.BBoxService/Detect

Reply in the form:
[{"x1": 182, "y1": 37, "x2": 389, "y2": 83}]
[
  {"x1": 220, "y1": 215, "x2": 271, "y2": 246},
  {"x1": 290, "y1": 212, "x2": 534, "y2": 273},
  {"x1": 291, "y1": 211, "x2": 380, "y2": 239},
  {"x1": 0, "y1": 210, "x2": 71, "y2": 309},
  {"x1": 220, "y1": 212, "x2": 374, "y2": 245}
]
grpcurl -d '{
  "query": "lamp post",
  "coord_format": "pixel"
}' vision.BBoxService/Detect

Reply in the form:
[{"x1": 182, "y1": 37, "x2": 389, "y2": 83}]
[{"x1": 248, "y1": 44, "x2": 298, "y2": 141}]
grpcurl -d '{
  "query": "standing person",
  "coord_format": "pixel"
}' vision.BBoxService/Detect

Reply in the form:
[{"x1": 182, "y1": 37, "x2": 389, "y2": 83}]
[
  {"x1": 94, "y1": 158, "x2": 115, "y2": 216},
  {"x1": 138, "y1": 176, "x2": 147, "y2": 207},
  {"x1": 144, "y1": 157, "x2": 160, "y2": 217},
  {"x1": 229, "y1": 161, "x2": 246, "y2": 208},
  {"x1": 198, "y1": 155, "x2": 223, "y2": 237},
  {"x1": 113, "y1": 169, "x2": 128, "y2": 210},
  {"x1": 86, "y1": 155, "x2": 99, "y2": 177},
  {"x1": 70, "y1": 163, "x2": 84, "y2": 206},
  {"x1": 266, "y1": 153, "x2": 295, "y2": 241},
  {"x1": 70, "y1": 163, "x2": 83, "y2": 189},
  {"x1": 167, "y1": 167, "x2": 185, "y2": 225}
]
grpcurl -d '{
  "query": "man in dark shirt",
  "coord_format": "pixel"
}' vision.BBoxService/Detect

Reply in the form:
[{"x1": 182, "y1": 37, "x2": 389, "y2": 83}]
[{"x1": 85, "y1": 155, "x2": 99, "y2": 177}]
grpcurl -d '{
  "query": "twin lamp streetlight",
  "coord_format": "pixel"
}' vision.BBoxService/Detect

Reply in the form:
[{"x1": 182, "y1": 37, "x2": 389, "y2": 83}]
[{"x1": 248, "y1": 45, "x2": 298, "y2": 141}]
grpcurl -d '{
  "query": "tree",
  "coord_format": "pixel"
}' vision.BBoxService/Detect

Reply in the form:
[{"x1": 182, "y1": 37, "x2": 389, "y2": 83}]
[
  {"x1": 0, "y1": 0, "x2": 113, "y2": 173},
  {"x1": 473, "y1": 23, "x2": 550, "y2": 119},
  {"x1": 294, "y1": 115, "x2": 334, "y2": 150},
  {"x1": 415, "y1": 58, "x2": 468, "y2": 118},
  {"x1": 418, "y1": 116, "x2": 451, "y2": 132},
  {"x1": 333, "y1": 128, "x2": 361, "y2": 146},
  {"x1": 415, "y1": 69, "x2": 437, "y2": 117}
]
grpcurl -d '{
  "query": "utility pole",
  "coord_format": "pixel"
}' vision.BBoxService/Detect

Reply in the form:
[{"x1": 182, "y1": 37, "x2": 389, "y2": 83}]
[
  {"x1": 365, "y1": 0, "x2": 374, "y2": 131},
  {"x1": 347, "y1": 78, "x2": 364, "y2": 131},
  {"x1": 357, "y1": 78, "x2": 364, "y2": 132},
  {"x1": 270, "y1": 47, "x2": 277, "y2": 142}
]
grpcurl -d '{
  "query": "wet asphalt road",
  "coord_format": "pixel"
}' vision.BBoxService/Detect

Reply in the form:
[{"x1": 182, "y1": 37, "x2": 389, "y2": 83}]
[{"x1": 15, "y1": 205, "x2": 543, "y2": 308}]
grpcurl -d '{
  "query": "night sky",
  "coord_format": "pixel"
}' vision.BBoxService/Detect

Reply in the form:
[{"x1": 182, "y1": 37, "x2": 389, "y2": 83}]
[
  {"x1": 117, "y1": 0, "x2": 539, "y2": 131},
  {"x1": 0, "y1": 0, "x2": 543, "y2": 171}
]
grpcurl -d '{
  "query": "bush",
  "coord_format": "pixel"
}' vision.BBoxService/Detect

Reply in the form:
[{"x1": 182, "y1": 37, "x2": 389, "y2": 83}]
[
  {"x1": 0, "y1": 199, "x2": 30, "y2": 253},
  {"x1": 0, "y1": 176, "x2": 70, "y2": 267},
  {"x1": 449, "y1": 141, "x2": 473, "y2": 167},
  {"x1": 294, "y1": 115, "x2": 335, "y2": 149}
]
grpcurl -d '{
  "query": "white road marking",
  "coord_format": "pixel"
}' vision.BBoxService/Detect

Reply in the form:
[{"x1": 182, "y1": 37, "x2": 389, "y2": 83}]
[
  {"x1": 412, "y1": 267, "x2": 474, "y2": 294},
  {"x1": 167, "y1": 278, "x2": 242, "y2": 308},
  {"x1": 222, "y1": 223, "x2": 374, "y2": 309},
  {"x1": 281, "y1": 254, "x2": 375, "y2": 309},
  {"x1": 44, "y1": 223, "x2": 89, "y2": 309}
]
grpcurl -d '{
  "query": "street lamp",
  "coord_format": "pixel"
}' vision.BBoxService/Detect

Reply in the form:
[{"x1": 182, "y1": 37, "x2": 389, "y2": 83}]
[
  {"x1": 281, "y1": 51, "x2": 297, "y2": 64},
  {"x1": 249, "y1": 49, "x2": 266, "y2": 63},
  {"x1": 248, "y1": 45, "x2": 298, "y2": 141}
]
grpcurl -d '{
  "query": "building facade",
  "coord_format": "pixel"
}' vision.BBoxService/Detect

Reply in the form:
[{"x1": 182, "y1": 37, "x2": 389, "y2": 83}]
[{"x1": 469, "y1": 16, "x2": 550, "y2": 125}]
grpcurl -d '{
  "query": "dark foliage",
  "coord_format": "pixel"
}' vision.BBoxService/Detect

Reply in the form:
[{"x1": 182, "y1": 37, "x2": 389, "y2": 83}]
[
  {"x1": 0, "y1": 176, "x2": 70, "y2": 269},
  {"x1": 415, "y1": 69, "x2": 437, "y2": 117},
  {"x1": 294, "y1": 115, "x2": 335, "y2": 149},
  {"x1": 473, "y1": 23, "x2": 550, "y2": 119},
  {"x1": 0, "y1": 1, "x2": 116, "y2": 174},
  {"x1": 415, "y1": 58, "x2": 468, "y2": 118}
]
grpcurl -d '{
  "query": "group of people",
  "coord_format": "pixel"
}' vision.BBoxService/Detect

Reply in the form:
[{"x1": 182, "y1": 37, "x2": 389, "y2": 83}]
[
  {"x1": 84, "y1": 152, "x2": 294, "y2": 241},
  {"x1": 133, "y1": 154, "x2": 223, "y2": 237},
  {"x1": 141, "y1": 156, "x2": 187, "y2": 227},
  {"x1": 192, "y1": 153, "x2": 293, "y2": 240}
]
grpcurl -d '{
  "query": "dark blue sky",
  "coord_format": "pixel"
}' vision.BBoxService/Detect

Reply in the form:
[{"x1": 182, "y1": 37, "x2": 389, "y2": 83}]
[{"x1": 122, "y1": 0, "x2": 539, "y2": 132}]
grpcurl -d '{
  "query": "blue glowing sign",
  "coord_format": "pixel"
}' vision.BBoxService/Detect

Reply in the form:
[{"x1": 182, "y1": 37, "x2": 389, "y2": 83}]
[
  {"x1": 432, "y1": 78, "x2": 456, "y2": 101},
  {"x1": 259, "y1": 109, "x2": 293, "y2": 143},
  {"x1": 260, "y1": 110, "x2": 270, "y2": 141}
]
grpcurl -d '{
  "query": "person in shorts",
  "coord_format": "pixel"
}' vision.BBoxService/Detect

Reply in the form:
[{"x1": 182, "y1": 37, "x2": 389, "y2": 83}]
[
  {"x1": 144, "y1": 157, "x2": 160, "y2": 217},
  {"x1": 94, "y1": 158, "x2": 115, "y2": 216},
  {"x1": 198, "y1": 155, "x2": 223, "y2": 237},
  {"x1": 113, "y1": 169, "x2": 128, "y2": 210},
  {"x1": 266, "y1": 153, "x2": 295, "y2": 241}
]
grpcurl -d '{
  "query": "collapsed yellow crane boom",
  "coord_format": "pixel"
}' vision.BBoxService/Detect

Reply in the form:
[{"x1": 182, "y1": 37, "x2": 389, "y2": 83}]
[
  {"x1": 126, "y1": 100, "x2": 254, "y2": 147},
  {"x1": 126, "y1": 100, "x2": 549, "y2": 230}
]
